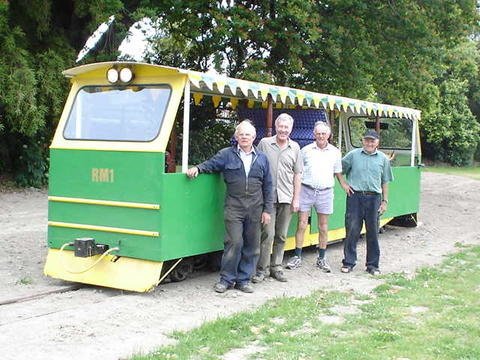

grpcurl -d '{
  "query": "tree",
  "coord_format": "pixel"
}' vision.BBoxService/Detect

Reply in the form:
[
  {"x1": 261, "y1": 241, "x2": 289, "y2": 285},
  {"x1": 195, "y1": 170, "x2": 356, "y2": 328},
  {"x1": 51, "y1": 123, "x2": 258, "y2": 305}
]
[
  {"x1": 0, "y1": 0, "x2": 126, "y2": 185},
  {"x1": 1, "y1": 0, "x2": 479, "y2": 187}
]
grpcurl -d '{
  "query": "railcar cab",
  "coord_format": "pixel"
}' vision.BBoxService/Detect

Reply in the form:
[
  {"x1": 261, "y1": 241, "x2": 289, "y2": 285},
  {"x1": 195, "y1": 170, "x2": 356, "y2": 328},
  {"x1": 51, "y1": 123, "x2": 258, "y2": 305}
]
[{"x1": 45, "y1": 63, "x2": 198, "y2": 291}]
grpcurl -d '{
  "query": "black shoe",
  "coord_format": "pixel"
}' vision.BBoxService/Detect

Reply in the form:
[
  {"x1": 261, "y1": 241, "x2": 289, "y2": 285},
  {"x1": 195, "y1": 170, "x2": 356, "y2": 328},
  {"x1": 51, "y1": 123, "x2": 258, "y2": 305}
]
[
  {"x1": 366, "y1": 267, "x2": 381, "y2": 276},
  {"x1": 234, "y1": 283, "x2": 254, "y2": 293}
]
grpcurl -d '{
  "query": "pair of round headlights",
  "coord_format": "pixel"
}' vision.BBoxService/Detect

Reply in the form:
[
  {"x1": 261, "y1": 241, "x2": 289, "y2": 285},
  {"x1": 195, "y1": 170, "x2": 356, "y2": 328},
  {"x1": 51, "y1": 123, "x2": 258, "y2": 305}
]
[{"x1": 107, "y1": 67, "x2": 134, "y2": 84}]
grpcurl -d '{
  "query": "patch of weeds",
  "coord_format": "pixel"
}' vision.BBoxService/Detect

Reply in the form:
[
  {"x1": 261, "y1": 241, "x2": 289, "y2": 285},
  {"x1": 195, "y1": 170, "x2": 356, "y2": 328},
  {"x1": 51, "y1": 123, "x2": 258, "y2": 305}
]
[
  {"x1": 415, "y1": 267, "x2": 444, "y2": 286},
  {"x1": 354, "y1": 294, "x2": 372, "y2": 302},
  {"x1": 370, "y1": 327, "x2": 401, "y2": 344},
  {"x1": 385, "y1": 272, "x2": 411, "y2": 287},
  {"x1": 372, "y1": 283, "x2": 394, "y2": 296},
  {"x1": 16, "y1": 276, "x2": 33, "y2": 285}
]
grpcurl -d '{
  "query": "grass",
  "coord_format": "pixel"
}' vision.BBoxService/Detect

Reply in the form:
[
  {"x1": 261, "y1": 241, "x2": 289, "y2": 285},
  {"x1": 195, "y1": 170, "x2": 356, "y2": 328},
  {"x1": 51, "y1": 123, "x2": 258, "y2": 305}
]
[
  {"x1": 133, "y1": 245, "x2": 480, "y2": 360},
  {"x1": 16, "y1": 276, "x2": 33, "y2": 285},
  {"x1": 423, "y1": 165, "x2": 480, "y2": 180}
]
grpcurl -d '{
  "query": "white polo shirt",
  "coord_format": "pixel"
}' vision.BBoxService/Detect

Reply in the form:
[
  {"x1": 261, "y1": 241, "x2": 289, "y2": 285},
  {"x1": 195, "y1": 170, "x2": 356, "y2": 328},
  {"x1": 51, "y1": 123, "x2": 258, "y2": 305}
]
[{"x1": 301, "y1": 142, "x2": 342, "y2": 189}]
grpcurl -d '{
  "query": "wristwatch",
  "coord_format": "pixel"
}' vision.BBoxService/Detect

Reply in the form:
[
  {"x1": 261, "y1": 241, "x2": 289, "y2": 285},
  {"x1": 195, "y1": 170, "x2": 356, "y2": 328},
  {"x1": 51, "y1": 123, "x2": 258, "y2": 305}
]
[{"x1": 382, "y1": 199, "x2": 388, "y2": 203}]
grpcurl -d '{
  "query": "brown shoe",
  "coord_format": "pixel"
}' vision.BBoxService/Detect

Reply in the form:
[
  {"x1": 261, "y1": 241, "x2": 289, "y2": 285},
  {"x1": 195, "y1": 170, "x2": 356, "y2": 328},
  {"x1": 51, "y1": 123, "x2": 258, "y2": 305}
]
[
  {"x1": 213, "y1": 282, "x2": 228, "y2": 293},
  {"x1": 271, "y1": 270, "x2": 288, "y2": 282},
  {"x1": 234, "y1": 283, "x2": 254, "y2": 293},
  {"x1": 251, "y1": 272, "x2": 265, "y2": 283}
]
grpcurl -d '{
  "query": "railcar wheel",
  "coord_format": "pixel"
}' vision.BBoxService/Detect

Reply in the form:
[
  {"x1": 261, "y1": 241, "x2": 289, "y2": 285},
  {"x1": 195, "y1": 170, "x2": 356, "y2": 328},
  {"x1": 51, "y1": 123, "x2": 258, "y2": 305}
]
[
  {"x1": 169, "y1": 262, "x2": 194, "y2": 282},
  {"x1": 389, "y1": 213, "x2": 418, "y2": 227}
]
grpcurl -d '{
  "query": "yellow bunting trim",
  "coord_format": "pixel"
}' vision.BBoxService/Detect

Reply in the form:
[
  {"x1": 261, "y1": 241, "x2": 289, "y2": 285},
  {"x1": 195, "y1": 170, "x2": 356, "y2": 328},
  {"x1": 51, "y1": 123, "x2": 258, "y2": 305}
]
[
  {"x1": 212, "y1": 95, "x2": 222, "y2": 108},
  {"x1": 215, "y1": 79, "x2": 226, "y2": 93},
  {"x1": 279, "y1": 88, "x2": 288, "y2": 103},
  {"x1": 259, "y1": 87, "x2": 269, "y2": 101},
  {"x1": 328, "y1": 98, "x2": 336, "y2": 110},
  {"x1": 193, "y1": 93, "x2": 203, "y2": 105},
  {"x1": 238, "y1": 81, "x2": 250, "y2": 97},
  {"x1": 296, "y1": 91, "x2": 305, "y2": 106},
  {"x1": 229, "y1": 98, "x2": 239, "y2": 109}
]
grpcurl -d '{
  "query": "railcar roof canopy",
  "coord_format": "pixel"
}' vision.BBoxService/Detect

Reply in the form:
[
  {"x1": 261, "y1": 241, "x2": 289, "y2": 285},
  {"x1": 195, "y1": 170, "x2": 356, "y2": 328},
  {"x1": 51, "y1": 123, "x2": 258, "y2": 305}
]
[{"x1": 64, "y1": 62, "x2": 421, "y2": 120}]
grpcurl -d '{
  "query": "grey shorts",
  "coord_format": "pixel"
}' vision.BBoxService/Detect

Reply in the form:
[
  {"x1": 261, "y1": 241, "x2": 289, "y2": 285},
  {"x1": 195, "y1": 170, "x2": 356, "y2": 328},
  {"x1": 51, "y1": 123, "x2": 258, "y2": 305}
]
[{"x1": 299, "y1": 184, "x2": 334, "y2": 214}]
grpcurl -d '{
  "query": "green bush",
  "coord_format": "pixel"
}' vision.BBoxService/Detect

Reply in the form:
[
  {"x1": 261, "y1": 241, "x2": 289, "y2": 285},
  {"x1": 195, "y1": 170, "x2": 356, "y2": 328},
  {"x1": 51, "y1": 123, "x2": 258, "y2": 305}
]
[
  {"x1": 13, "y1": 133, "x2": 49, "y2": 187},
  {"x1": 188, "y1": 121, "x2": 236, "y2": 165},
  {"x1": 422, "y1": 79, "x2": 480, "y2": 166}
]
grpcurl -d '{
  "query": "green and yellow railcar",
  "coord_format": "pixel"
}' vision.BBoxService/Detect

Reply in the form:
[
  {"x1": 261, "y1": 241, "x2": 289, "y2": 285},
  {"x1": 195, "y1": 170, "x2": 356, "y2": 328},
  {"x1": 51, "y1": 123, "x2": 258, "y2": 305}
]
[{"x1": 44, "y1": 62, "x2": 422, "y2": 292}]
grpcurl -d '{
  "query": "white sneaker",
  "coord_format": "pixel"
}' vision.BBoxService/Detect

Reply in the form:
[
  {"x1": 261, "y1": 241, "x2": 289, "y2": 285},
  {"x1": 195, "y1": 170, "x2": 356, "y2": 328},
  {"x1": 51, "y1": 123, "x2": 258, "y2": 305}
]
[
  {"x1": 316, "y1": 257, "x2": 331, "y2": 273},
  {"x1": 286, "y1": 255, "x2": 302, "y2": 269}
]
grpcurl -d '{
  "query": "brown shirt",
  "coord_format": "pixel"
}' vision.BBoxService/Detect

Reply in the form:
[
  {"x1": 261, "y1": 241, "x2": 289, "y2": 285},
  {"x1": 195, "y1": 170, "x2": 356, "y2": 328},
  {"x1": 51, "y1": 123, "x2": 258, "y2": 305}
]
[{"x1": 257, "y1": 135, "x2": 302, "y2": 203}]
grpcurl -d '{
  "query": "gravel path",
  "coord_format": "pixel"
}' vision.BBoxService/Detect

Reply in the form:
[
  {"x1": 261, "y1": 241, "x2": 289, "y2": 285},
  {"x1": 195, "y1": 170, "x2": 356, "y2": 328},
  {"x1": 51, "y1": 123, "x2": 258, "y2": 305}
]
[{"x1": 0, "y1": 172, "x2": 479, "y2": 360}]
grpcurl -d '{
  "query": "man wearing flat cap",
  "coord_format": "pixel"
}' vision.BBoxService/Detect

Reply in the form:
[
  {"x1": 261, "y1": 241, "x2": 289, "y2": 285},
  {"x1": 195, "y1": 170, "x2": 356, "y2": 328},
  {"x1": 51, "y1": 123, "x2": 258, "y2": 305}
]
[{"x1": 340, "y1": 129, "x2": 393, "y2": 275}]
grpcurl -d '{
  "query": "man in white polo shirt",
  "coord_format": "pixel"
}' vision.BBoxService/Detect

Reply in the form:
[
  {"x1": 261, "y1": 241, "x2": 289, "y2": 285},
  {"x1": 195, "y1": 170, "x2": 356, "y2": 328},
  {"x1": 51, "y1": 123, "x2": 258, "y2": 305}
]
[{"x1": 286, "y1": 121, "x2": 349, "y2": 271}]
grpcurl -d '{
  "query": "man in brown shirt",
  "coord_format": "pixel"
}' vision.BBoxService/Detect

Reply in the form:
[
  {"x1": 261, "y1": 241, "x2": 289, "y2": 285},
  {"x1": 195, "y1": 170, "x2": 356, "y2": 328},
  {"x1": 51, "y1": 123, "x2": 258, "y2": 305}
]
[{"x1": 252, "y1": 113, "x2": 302, "y2": 283}]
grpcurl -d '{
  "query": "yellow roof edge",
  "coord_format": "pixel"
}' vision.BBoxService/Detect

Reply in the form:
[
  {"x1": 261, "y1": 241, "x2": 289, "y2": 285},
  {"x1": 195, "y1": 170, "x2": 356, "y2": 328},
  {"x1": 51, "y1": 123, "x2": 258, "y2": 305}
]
[{"x1": 63, "y1": 61, "x2": 185, "y2": 78}]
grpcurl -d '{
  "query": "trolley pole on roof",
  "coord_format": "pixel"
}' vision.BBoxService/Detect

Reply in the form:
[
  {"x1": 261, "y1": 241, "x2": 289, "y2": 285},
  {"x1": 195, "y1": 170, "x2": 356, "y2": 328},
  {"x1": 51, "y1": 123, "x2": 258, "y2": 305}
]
[{"x1": 182, "y1": 79, "x2": 190, "y2": 173}]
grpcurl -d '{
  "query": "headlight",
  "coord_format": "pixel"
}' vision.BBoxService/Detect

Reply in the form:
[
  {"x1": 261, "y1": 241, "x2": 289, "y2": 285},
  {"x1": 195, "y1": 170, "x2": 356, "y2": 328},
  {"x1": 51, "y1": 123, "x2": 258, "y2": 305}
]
[
  {"x1": 106, "y1": 67, "x2": 134, "y2": 84},
  {"x1": 119, "y1": 67, "x2": 133, "y2": 83},
  {"x1": 106, "y1": 68, "x2": 119, "y2": 83}
]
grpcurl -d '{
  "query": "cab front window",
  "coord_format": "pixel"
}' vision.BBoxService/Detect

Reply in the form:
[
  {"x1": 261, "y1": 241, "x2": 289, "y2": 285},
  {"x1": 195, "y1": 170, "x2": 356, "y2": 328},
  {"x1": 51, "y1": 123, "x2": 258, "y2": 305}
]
[{"x1": 64, "y1": 85, "x2": 171, "y2": 142}]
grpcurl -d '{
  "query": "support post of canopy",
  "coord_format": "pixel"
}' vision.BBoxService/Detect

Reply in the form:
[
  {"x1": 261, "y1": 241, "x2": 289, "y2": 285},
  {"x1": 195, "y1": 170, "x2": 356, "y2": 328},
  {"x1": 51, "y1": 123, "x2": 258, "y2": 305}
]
[
  {"x1": 167, "y1": 126, "x2": 177, "y2": 173},
  {"x1": 410, "y1": 118, "x2": 417, "y2": 167},
  {"x1": 375, "y1": 111, "x2": 380, "y2": 134},
  {"x1": 328, "y1": 110, "x2": 335, "y2": 145},
  {"x1": 181, "y1": 80, "x2": 190, "y2": 173},
  {"x1": 266, "y1": 95, "x2": 273, "y2": 137},
  {"x1": 338, "y1": 113, "x2": 344, "y2": 152}
]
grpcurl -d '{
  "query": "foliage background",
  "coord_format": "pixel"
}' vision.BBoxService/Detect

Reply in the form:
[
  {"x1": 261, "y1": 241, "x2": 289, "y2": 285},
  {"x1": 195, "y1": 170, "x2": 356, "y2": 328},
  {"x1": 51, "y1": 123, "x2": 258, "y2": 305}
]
[{"x1": 0, "y1": 0, "x2": 479, "y2": 186}]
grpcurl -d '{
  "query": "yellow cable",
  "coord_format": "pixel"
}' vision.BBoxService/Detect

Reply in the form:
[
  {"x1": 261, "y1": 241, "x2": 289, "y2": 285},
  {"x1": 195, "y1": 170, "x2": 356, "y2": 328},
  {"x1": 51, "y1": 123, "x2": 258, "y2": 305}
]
[{"x1": 59, "y1": 242, "x2": 120, "y2": 274}]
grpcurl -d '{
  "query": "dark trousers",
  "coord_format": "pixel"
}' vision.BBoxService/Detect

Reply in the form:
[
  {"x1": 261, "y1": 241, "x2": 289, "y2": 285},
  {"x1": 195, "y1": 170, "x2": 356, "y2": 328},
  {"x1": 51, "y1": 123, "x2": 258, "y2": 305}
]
[
  {"x1": 220, "y1": 206, "x2": 262, "y2": 286},
  {"x1": 342, "y1": 192, "x2": 381, "y2": 269}
]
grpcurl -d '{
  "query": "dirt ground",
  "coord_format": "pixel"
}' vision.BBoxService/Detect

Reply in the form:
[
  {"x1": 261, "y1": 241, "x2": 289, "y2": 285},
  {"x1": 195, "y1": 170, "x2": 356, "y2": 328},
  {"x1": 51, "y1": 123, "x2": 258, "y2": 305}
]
[{"x1": 0, "y1": 172, "x2": 479, "y2": 360}]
